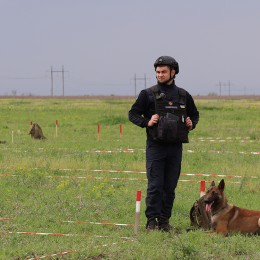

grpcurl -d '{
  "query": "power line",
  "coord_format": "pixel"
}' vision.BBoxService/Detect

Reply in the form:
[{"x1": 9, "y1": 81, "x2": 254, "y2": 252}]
[{"x1": 0, "y1": 76, "x2": 46, "y2": 80}]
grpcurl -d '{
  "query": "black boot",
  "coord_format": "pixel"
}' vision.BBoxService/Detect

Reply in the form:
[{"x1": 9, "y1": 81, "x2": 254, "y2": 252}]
[
  {"x1": 158, "y1": 216, "x2": 172, "y2": 232},
  {"x1": 146, "y1": 218, "x2": 158, "y2": 231}
]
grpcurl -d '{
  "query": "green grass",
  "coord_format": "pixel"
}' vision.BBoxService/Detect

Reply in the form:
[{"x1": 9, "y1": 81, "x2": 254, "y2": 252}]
[{"x1": 0, "y1": 97, "x2": 259, "y2": 259}]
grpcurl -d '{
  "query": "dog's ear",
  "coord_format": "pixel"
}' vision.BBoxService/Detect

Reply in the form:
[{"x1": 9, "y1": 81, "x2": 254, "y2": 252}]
[
  {"x1": 218, "y1": 179, "x2": 225, "y2": 191},
  {"x1": 210, "y1": 181, "x2": 215, "y2": 187}
]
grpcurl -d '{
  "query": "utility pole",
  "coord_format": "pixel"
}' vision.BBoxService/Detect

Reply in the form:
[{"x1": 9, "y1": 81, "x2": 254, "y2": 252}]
[
  {"x1": 133, "y1": 73, "x2": 149, "y2": 97},
  {"x1": 134, "y1": 74, "x2": 137, "y2": 98},
  {"x1": 51, "y1": 66, "x2": 54, "y2": 96},
  {"x1": 49, "y1": 65, "x2": 68, "y2": 96},
  {"x1": 218, "y1": 80, "x2": 232, "y2": 96},
  {"x1": 62, "y1": 65, "x2": 65, "y2": 96}
]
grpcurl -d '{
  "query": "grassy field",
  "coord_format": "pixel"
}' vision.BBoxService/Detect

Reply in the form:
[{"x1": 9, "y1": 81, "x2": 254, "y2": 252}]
[{"x1": 0, "y1": 96, "x2": 259, "y2": 259}]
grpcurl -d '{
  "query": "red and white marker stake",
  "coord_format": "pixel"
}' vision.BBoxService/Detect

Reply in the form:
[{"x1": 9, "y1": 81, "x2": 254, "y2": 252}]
[
  {"x1": 134, "y1": 190, "x2": 141, "y2": 236},
  {"x1": 120, "y1": 124, "x2": 122, "y2": 138},
  {"x1": 200, "y1": 180, "x2": 206, "y2": 197},
  {"x1": 97, "y1": 123, "x2": 100, "y2": 140},
  {"x1": 56, "y1": 120, "x2": 58, "y2": 137}
]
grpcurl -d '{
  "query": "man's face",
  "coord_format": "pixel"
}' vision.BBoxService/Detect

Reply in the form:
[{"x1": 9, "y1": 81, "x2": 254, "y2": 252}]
[{"x1": 156, "y1": 66, "x2": 175, "y2": 84}]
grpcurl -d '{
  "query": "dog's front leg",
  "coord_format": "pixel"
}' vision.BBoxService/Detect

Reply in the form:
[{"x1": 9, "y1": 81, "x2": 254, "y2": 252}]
[{"x1": 215, "y1": 222, "x2": 228, "y2": 236}]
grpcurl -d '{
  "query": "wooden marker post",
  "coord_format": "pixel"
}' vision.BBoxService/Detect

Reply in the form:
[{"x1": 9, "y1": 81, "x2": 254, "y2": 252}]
[
  {"x1": 56, "y1": 120, "x2": 58, "y2": 137},
  {"x1": 97, "y1": 123, "x2": 100, "y2": 140},
  {"x1": 120, "y1": 124, "x2": 122, "y2": 138}
]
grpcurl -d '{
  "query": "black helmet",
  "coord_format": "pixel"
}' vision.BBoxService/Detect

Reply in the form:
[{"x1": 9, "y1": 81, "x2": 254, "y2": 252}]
[{"x1": 154, "y1": 56, "x2": 179, "y2": 74}]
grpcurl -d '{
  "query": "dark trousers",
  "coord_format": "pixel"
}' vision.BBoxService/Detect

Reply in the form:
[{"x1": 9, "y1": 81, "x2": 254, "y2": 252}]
[{"x1": 145, "y1": 139, "x2": 182, "y2": 220}]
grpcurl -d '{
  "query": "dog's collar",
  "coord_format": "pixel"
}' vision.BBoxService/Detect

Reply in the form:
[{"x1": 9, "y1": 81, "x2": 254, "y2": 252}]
[{"x1": 212, "y1": 204, "x2": 229, "y2": 216}]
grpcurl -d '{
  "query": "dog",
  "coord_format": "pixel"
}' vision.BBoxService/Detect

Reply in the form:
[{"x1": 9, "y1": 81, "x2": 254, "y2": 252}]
[
  {"x1": 29, "y1": 123, "x2": 46, "y2": 139},
  {"x1": 204, "y1": 179, "x2": 260, "y2": 236}
]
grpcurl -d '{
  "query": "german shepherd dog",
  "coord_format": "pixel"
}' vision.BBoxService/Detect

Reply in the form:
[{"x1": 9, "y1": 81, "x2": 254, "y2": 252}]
[{"x1": 204, "y1": 179, "x2": 260, "y2": 236}]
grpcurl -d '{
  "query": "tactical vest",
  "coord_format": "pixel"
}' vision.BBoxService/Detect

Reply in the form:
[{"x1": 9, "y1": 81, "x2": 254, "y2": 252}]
[{"x1": 146, "y1": 84, "x2": 189, "y2": 143}]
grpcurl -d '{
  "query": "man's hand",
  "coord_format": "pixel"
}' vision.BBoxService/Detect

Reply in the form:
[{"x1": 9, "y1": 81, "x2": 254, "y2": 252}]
[
  {"x1": 185, "y1": 117, "x2": 193, "y2": 130},
  {"x1": 148, "y1": 114, "x2": 159, "y2": 127}
]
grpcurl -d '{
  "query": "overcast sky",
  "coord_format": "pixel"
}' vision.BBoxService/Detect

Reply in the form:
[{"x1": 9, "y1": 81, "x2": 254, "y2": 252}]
[{"x1": 0, "y1": 0, "x2": 260, "y2": 96}]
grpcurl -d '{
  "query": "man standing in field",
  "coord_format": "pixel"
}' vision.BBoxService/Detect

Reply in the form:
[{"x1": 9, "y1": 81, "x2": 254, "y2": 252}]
[{"x1": 128, "y1": 56, "x2": 199, "y2": 232}]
